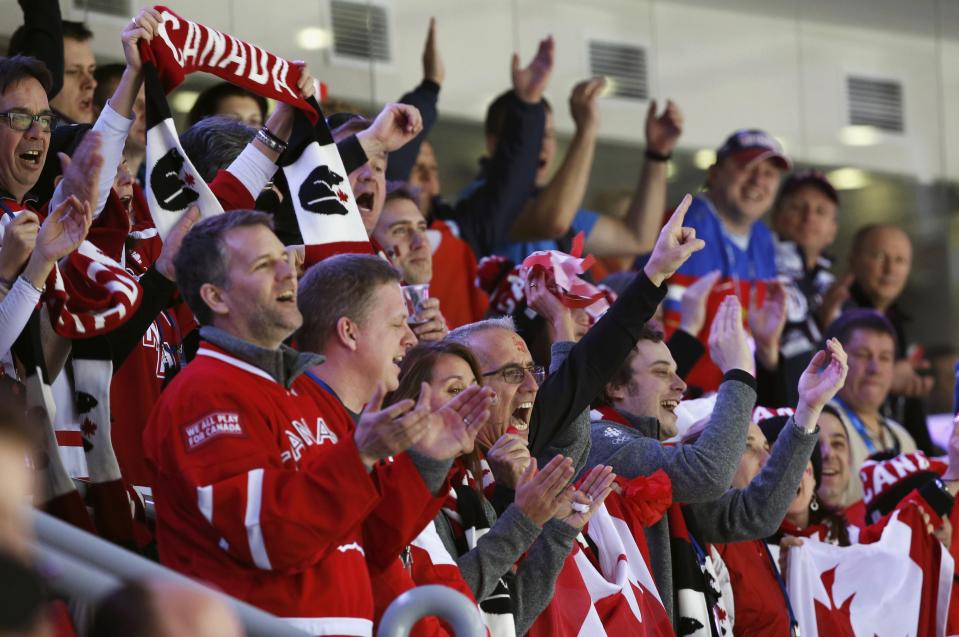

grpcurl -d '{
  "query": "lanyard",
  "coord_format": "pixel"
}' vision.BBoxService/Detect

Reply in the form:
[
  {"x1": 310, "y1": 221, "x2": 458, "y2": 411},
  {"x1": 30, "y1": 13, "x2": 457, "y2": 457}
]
[
  {"x1": 762, "y1": 541, "x2": 801, "y2": 637},
  {"x1": 834, "y1": 397, "x2": 889, "y2": 455},
  {"x1": 702, "y1": 196, "x2": 756, "y2": 306},
  {"x1": 0, "y1": 198, "x2": 18, "y2": 220}
]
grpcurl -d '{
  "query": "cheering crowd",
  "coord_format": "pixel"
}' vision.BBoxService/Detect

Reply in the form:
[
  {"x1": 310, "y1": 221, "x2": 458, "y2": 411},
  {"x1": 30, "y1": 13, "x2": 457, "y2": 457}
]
[{"x1": 1, "y1": 2, "x2": 958, "y2": 637}]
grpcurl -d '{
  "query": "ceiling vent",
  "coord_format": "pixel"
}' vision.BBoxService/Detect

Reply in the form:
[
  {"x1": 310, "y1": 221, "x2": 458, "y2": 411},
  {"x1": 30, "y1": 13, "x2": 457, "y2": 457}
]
[
  {"x1": 847, "y1": 76, "x2": 904, "y2": 133},
  {"x1": 73, "y1": 0, "x2": 130, "y2": 18},
  {"x1": 330, "y1": 0, "x2": 391, "y2": 62},
  {"x1": 588, "y1": 41, "x2": 649, "y2": 100}
]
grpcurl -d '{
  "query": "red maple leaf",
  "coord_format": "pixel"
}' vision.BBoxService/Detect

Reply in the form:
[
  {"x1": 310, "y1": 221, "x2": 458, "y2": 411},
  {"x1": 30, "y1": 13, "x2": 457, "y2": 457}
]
[
  {"x1": 184, "y1": 173, "x2": 195, "y2": 186},
  {"x1": 813, "y1": 565, "x2": 856, "y2": 636},
  {"x1": 336, "y1": 189, "x2": 349, "y2": 202},
  {"x1": 81, "y1": 417, "x2": 98, "y2": 437}
]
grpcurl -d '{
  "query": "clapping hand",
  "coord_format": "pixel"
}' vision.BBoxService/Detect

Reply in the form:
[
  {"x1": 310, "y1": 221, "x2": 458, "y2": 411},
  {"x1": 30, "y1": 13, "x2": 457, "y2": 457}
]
[
  {"x1": 514, "y1": 454, "x2": 575, "y2": 526},
  {"x1": 708, "y1": 295, "x2": 754, "y2": 376},
  {"x1": 512, "y1": 36, "x2": 555, "y2": 104},
  {"x1": 794, "y1": 338, "x2": 848, "y2": 432},
  {"x1": 355, "y1": 383, "x2": 432, "y2": 469},
  {"x1": 749, "y1": 280, "x2": 788, "y2": 371},
  {"x1": 412, "y1": 384, "x2": 494, "y2": 460},
  {"x1": 645, "y1": 99, "x2": 683, "y2": 157},
  {"x1": 678, "y1": 269, "x2": 721, "y2": 337},
  {"x1": 57, "y1": 130, "x2": 104, "y2": 218},
  {"x1": 556, "y1": 464, "x2": 615, "y2": 530},
  {"x1": 569, "y1": 77, "x2": 605, "y2": 135},
  {"x1": 0, "y1": 212, "x2": 40, "y2": 281},
  {"x1": 22, "y1": 195, "x2": 94, "y2": 288}
]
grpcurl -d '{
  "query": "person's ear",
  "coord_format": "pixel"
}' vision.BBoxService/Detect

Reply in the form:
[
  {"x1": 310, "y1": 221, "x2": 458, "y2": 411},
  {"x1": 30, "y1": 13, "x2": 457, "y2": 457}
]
[
  {"x1": 200, "y1": 283, "x2": 229, "y2": 318},
  {"x1": 605, "y1": 381, "x2": 626, "y2": 403},
  {"x1": 335, "y1": 316, "x2": 360, "y2": 351}
]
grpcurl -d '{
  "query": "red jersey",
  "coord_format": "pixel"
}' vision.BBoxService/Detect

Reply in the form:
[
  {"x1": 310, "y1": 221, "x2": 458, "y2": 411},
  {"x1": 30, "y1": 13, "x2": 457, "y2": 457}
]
[
  {"x1": 145, "y1": 342, "x2": 438, "y2": 636},
  {"x1": 427, "y1": 220, "x2": 488, "y2": 329}
]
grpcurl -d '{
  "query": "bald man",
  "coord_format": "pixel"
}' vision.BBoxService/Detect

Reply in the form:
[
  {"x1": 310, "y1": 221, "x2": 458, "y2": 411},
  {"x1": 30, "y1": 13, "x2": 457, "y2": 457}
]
[{"x1": 841, "y1": 223, "x2": 935, "y2": 453}]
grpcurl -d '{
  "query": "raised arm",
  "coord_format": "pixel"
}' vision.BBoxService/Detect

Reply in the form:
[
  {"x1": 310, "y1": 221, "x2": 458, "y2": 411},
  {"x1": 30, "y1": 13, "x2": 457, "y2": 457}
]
[
  {"x1": 584, "y1": 99, "x2": 684, "y2": 257},
  {"x1": 386, "y1": 17, "x2": 443, "y2": 182},
  {"x1": 689, "y1": 339, "x2": 848, "y2": 542},
  {"x1": 13, "y1": 0, "x2": 64, "y2": 98},
  {"x1": 509, "y1": 77, "x2": 604, "y2": 241},
  {"x1": 449, "y1": 37, "x2": 553, "y2": 256},
  {"x1": 528, "y1": 195, "x2": 705, "y2": 455}
]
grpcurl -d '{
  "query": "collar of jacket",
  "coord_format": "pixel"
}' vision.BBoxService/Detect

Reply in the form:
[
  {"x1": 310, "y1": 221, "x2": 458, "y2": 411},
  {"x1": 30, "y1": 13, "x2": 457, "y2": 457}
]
[
  {"x1": 199, "y1": 325, "x2": 324, "y2": 389},
  {"x1": 598, "y1": 404, "x2": 662, "y2": 439}
]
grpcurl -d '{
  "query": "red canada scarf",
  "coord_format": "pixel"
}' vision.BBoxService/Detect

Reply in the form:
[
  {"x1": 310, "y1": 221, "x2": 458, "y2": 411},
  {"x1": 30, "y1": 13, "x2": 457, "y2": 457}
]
[{"x1": 144, "y1": 6, "x2": 318, "y2": 123}]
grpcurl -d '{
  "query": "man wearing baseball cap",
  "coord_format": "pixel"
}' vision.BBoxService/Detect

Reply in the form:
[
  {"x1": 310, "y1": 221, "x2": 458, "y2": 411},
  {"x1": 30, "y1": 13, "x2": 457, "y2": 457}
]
[
  {"x1": 662, "y1": 129, "x2": 791, "y2": 393},
  {"x1": 771, "y1": 170, "x2": 841, "y2": 402}
]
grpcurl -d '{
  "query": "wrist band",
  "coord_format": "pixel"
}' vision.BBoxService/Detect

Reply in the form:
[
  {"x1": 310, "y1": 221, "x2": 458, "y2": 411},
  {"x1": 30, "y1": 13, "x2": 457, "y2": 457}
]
[
  {"x1": 256, "y1": 127, "x2": 288, "y2": 153},
  {"x1": 645, "y1": 148, "x2": 671, "y2": 162},
  {"x1": 18, "y1": 274, "x2": 44, "y2": 295}
]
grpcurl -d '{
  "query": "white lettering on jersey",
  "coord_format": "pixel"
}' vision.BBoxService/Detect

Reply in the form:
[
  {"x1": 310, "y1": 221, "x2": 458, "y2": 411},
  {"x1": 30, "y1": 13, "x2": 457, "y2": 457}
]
[
  {"x1": 183, "y1": 412, "x2": 244, "y2": 450},
  {"x1": 337, "y1": 542, "x2": 365, "y2": 556},
  {"x1": 281, "y1": 418, "x2": 340, "y2": 463}
]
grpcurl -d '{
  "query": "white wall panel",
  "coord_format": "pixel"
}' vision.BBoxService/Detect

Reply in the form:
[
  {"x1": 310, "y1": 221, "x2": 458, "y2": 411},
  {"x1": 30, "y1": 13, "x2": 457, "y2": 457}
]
[
  {"x1": 652, "y1": 2, "x2": 803, "y2": 159},
  {"x1": 0, "y1": 0, "x2": 956, "y2": 181},
  {"x1": 798, "y1": 23, "x2": 942, "y2": 180}
]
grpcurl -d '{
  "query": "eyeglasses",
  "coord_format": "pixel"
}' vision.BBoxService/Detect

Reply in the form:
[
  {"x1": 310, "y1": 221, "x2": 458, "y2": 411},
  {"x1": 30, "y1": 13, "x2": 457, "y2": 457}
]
[
  {"x1": 481, "y1": 363, "x2": 545, "y2": 385},
  {"x1": 0, "y1": 111, "x2": 58, "y2": 133}
]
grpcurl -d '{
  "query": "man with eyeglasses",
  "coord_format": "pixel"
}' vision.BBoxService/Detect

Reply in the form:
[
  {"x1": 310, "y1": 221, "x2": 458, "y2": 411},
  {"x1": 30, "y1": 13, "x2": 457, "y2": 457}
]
[{"x1": 0, "y1": 56, "x2": 61, "y2": 217}]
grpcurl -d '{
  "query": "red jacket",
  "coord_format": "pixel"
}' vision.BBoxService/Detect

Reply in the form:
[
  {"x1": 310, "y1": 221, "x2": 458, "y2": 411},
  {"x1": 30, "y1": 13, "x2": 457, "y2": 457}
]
[
  {"x1": 144, "y1": 342, "x2": 442, "y2": 636},
  {"x1": 427, "y1": 220, "x2": 488, "y2": 329},
  {"x1": 713, "y1": 540, "x2": 791, "y2": 636}
]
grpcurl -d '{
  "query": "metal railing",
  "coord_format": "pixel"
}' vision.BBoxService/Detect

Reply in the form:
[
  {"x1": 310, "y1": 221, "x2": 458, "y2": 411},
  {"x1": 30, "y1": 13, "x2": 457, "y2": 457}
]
[
  {"x1": 33, "y1": 509, "x2": 311, "y2": 637},
  {"x1": 32, "y1": 509, "x2": 485, "y2": 637},
  {"x1": 377, "y1": 585, "x2": 484, "y2": 637}
]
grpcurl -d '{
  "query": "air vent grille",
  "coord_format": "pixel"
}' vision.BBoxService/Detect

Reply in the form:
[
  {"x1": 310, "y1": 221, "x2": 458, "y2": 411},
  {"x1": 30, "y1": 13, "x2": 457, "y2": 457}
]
[
  {"x1": 847, "y1": 76, "x2": 904, "y2": 132},
  {"x1": 588, "y1": 41, "x2": 648, "y2": 100},
  {"x1": 331, "y1": 0, "x2": 391, "y2": 62},
  {"x1": 73, "y1": 0, "x2": 130, "y2": 18}
]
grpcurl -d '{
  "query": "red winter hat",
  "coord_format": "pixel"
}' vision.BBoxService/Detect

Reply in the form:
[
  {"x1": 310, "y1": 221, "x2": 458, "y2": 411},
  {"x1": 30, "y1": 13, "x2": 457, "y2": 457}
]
[{"x1": 859, "y1": 451, "x2": 946, "y2": 511}]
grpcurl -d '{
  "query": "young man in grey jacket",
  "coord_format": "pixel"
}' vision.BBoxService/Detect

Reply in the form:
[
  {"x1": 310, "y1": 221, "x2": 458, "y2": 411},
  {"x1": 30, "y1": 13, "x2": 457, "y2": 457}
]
[{"x1": 587, "y1": 295, "x2": 849, "y2": 627}]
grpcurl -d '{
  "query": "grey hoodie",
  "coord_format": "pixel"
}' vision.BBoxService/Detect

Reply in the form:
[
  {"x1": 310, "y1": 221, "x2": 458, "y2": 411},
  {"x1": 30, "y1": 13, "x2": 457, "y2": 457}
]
[{"x1": 584, "y1": 369, "x2": 756, "y2": 623}]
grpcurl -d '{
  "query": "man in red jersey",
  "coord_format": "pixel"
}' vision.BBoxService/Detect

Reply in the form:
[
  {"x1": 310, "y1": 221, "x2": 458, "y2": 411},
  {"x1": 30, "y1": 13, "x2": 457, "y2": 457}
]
[{"x1": 145, "y1": 211, "x2": 491, "y2": 636}]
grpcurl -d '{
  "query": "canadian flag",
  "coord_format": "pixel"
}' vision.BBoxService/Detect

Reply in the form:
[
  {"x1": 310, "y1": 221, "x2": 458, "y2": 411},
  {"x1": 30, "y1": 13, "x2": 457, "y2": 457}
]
[
  {"x1": 786, "y1": 504, "x2": 954, "y2": 636},
  {"x1": 526, "y1": 497, "x2": 674, "y2": 637}
]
